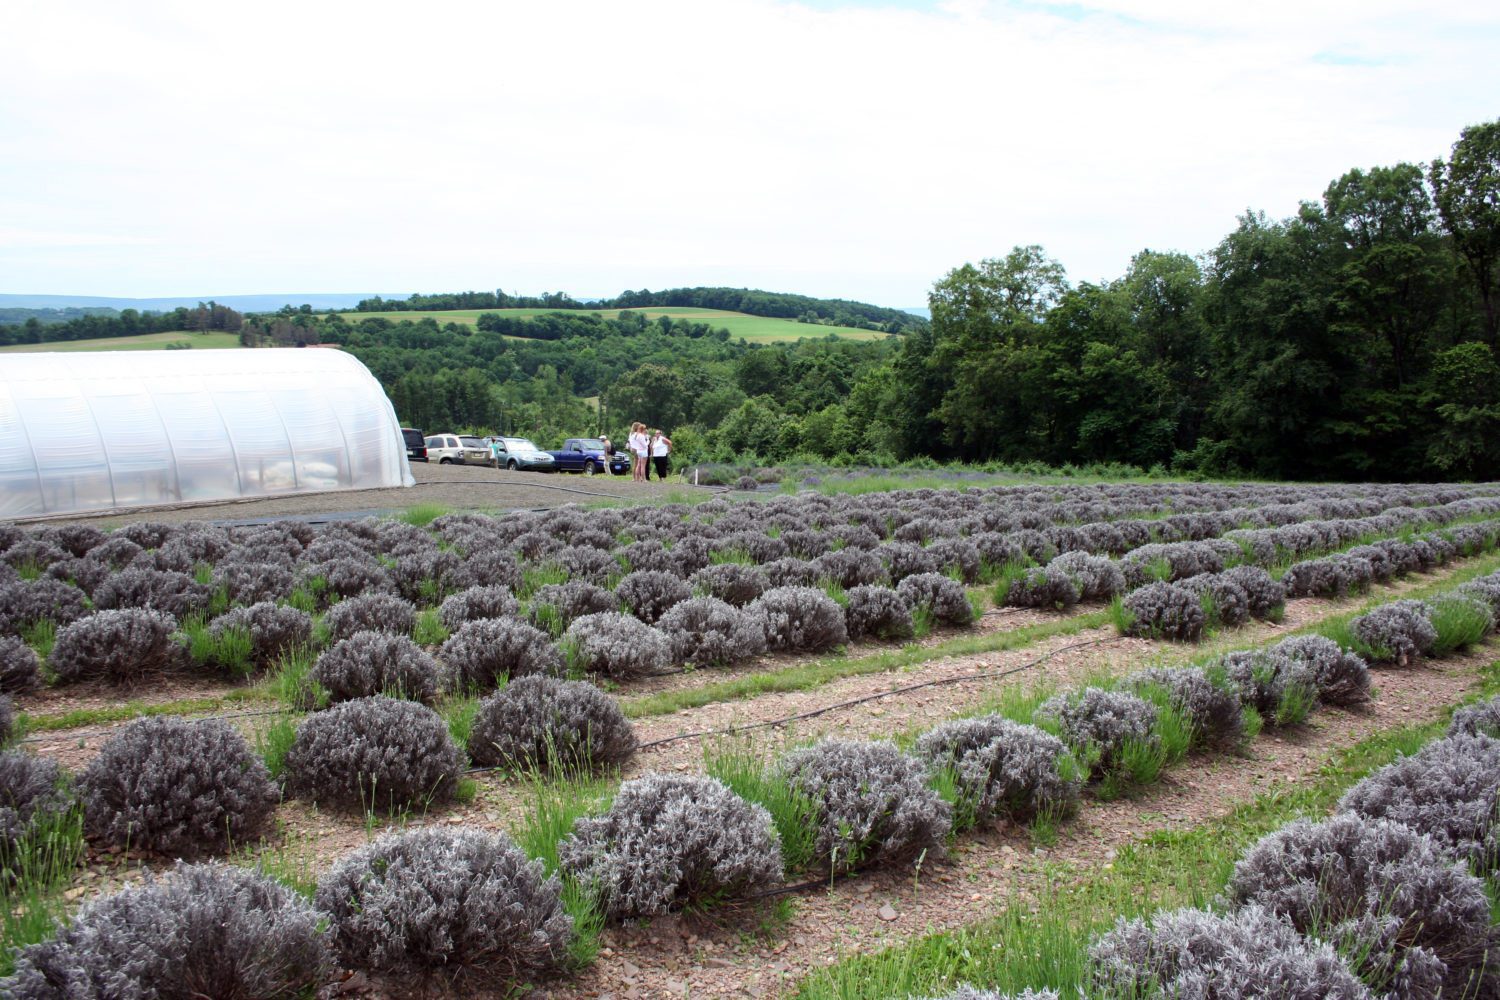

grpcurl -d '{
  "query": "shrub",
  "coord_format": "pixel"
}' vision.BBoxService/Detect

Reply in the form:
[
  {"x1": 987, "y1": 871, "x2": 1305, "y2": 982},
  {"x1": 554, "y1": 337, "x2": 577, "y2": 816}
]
[
  {"x1": 468, "y1": 675, "x2": 636, "y2": 772},
  {"x1": 881, "y1": 542, "x2": 939, "y2": 583},
  {"x1": 1127, "y1": 666, "x2": 1245, "y2": 750},
  {"x1": 926, "y1": 537, "x2": 983, "y2": 584},
  {"x1": 690, "y1": 563, "x2": 770, "y2": 607},
  {"x1": 91, "y1": 567, "x2": 211, "y2": 620},
  {"x1": 1178, "y1": 572, "x2": 1251, "y2": 628},
  {"x1": 844, "y1": 585, "x2": 916, "y2": 641},
  {"x1": 1039, "y1": 688, "x2": 1159, "y2": 773},
  {"x1": 439, "y1": 617, "x2": 562, "y2": 694},
  {"x1": 212, "y1": 561, "x2": 295, "y2": 606},
  {"x1": 745, "y1": 586, "x2": 848, "y2": 653},
  {"x1": 81, "y1": 534, "x2": 145, "y2": 570},
  {"x1": 80, "y1": 716, "x2": 279, "y2": 856},
  {"x1": 206, "y1": 603, "x2": 312, "y2": 672},
  {"x1": 312, "y1": 631, "x2": 443, "y2": 704},
  {"x1": 1228, "y1": 813, "x2": 1498, "y2": 999},
  {"x1": 300, "y1": 556, "x2": 395, "y2": 605},
  {"x1": 655, "y1": 596, "x2": 767, "y2": 667},
  {"x1": 1221, "y1": 649, "x2": 1319, "y2": 726},
  {"x1": 438, "y1": 584, "x2": 520, "y2": 630},
  {"x1": 897, "y1": 572, "x2": 975, "y2": 626},
  {"x1": 283, "y1": 696, "x2": 463, "y2": 811},
  {"x1": 1283, "y1": 553, "x2": 1375, "y2": 598},
  {"x1": 1005, "y1": 565, "x2": 1080, "y2": 610},
  {"x1": 735, "y1": 475, "x2": 759, "y2": 491},
  {"x1": 1448, "y1": 694, "x2": 1500, "y2": 738},
  {"x1": 917, "y1": 990, "x2": 1059, "y2": 1000},
  {"x1": 315, "y1": 826, "x2": 571, "y2": 976},
  {"x1": 562, "y1": 612, "x2": 672, "y2": 679},
  {"x1": 615, "y1": 570, "x2": 691, "y2": 624},
  {"x1": 1454, "y1": 575, "x2": 1500, "y2": 618},
  {"x1": 323, "y1": 593, "x2": 417, "y2": 642},
  {"x1": 0, "y1": 578, "x2": 88, "y2": 632},
  {"x1": 2, "y1": 862, "x2": 335, "y2": 999},
  {"x1": 781, "y1": 739, "x2": 951, "y2": 874},
  {"x1": 559, "y1": 774, "x2": 782, "y2": 919},
  {"x1": 1352, "y1": 600, "x2": 1437, "y2": 666},
  {"x1": 389, "y1": 550, "x2": 474, "y2": 604},
  {"x1": 1272, "y1": 635, "x2": 1371, "y2": 707},
  {"x1": 0, "y1": 750, "x2": 76, "y2": 878},
  {"x1": 1049, "y1": 551, "x2": 1126, "y2": 601},
  {"x1": 811, "y1": 549, "x2": 887, "y2": 589},
  {"x1": 1121, "y1": 581, "x2": 1206, "y2": 642},
  {"x1": 913, "y1": 716, "x2": 1080, "y2": 825},
  {"x1": 0, "y1": 634, "x2": 41, "y2": 693},
  {"x1": 762, "y1": 557, "x2": 818, "y2": 587},
  {"x1": 527, "y1": 581, "x2": 618, "y2": 633},
  {"x1": 1338, "y1": 733, "x2": 1500, "y2": 873},
  {"x1": 48, "y1": 609, "x2": 184, "y2": 685},
  {"x1": 1089, "y1": 904, "x2": 1374, "y2": 1000},
  {"x1": 1223, "y1": 564, "x2": 1287, "y2": 620}
]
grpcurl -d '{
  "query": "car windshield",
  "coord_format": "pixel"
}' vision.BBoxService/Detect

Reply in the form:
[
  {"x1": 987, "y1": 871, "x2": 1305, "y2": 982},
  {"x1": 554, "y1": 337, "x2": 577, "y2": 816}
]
[
  {"x1": 503, "y1": 438, "x2": 539, "y2": 451},
  {"x1": 575, "y1": 438, "x2": 605, "y2": 450},
  {"x1": 460, "y1": 437, "x2": 485, "y2": 449}
]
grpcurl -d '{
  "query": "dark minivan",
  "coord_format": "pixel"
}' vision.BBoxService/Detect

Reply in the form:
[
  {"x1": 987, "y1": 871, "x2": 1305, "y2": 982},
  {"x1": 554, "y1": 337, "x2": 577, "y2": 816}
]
[{"x1": 402, "y1": 427, "x2": 428, "y2": 462}]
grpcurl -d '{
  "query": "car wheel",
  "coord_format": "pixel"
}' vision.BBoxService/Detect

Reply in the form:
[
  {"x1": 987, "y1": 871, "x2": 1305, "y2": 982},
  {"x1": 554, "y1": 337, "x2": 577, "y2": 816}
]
[
  {"x1": 583, "y1": 460, "x2": 597, "y2": 476},
  {"x1": 439, "y1": 457, "x2": 452, "y2": 464},
  {"x1": 507, "y1": 460, "x2": 518, "y2": 471}
]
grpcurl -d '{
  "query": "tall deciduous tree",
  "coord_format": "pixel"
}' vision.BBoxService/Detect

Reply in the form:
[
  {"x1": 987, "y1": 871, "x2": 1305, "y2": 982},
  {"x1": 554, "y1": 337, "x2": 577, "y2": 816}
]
[{"x1": 1431, "y1": 120, "x2": 1500, "y2": 342}]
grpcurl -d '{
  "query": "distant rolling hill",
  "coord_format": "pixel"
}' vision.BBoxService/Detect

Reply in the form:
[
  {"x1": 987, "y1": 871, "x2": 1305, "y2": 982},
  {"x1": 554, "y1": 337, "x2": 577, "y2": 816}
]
[
  {"x1": 0, "y1": 292, "x2": 384, "y2": 312},
  {"x1": 346, "y1": 306, "x2": 895, "y2": 343}
]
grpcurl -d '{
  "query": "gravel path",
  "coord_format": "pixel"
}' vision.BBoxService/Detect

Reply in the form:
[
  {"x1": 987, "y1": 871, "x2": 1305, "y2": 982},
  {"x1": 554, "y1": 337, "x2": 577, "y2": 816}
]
[{"x1": 28, "y1": 462, "x2": 716, "y2": 528}]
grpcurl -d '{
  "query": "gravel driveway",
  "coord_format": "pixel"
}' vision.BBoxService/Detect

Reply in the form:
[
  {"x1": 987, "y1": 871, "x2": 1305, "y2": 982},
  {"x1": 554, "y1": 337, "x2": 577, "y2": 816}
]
[{"x1": 27, "y1": 462, "x2": 719, "y2": 527}]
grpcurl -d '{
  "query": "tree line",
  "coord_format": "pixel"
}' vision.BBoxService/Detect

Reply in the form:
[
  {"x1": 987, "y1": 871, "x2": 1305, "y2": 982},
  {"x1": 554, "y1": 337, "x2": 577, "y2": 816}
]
[
  {"x1": 353, "y1": 285, "x2": 924, "y2": 333},
  {"x1": 853, "y1": 119, "x2": 1500, "y2": 481},
  {"x1": 0, "y1": 303, "x2": 244, "y2": 346}
]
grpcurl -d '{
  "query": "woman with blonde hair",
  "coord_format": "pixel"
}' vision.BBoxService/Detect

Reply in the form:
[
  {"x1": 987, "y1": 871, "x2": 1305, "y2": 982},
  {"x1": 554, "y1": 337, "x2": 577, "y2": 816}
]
[{"x1": 628, "y1": 422, "x2": 649, "y2": 482}]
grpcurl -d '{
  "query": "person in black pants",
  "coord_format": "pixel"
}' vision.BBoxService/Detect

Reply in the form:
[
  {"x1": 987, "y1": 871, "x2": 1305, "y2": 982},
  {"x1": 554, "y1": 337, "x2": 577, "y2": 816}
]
[{"x1": 650, "y1": 429, "x2": 673, "y2": 482}]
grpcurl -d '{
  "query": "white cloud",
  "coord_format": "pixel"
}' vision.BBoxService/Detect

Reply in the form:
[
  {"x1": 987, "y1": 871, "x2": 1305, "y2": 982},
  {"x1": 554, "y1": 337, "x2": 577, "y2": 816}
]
[{"x1": 0, "y1": 0, "x2": 1496, "y2": 303}]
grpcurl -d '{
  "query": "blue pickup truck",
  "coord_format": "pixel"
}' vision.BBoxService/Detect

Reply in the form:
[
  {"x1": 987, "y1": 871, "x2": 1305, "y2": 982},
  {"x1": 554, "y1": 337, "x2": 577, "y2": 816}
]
[{"x1": 546, "y1": 437, "x2": 630, "y2": 476}]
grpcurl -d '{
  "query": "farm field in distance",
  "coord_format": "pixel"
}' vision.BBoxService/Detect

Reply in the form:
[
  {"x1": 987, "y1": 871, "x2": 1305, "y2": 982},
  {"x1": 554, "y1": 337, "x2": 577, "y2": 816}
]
[
  {"x1": 341, "y1": 304, "x2": 895, "y2": 341},
  {"x1": 3, "y1": 475, "x2": 1500, "y2": 999},
  {"x1": 0, "y1": 330, "x2": 242, "y2": 353}
]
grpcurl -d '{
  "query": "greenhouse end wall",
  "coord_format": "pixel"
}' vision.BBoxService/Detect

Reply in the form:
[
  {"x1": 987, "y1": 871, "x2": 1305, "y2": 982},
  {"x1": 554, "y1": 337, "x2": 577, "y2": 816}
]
[{"x1": 0, "y1": 348, "x2": 414, "y2": 519}]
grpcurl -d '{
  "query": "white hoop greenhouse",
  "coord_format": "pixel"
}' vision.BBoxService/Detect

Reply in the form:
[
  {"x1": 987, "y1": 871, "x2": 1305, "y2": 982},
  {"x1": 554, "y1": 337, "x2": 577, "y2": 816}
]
[{"x1": 0, "y1": 349, "x2": 413, "y2": 519}]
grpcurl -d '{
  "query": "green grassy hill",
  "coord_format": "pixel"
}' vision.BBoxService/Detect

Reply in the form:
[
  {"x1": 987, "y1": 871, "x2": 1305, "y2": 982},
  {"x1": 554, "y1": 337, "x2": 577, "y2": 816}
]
[
  {"x1": 0, "y1": 330, "x2": 243, "y2": 353},
  {"x1": 343, "y1": 306, "x2": 893, "y2": 342}
]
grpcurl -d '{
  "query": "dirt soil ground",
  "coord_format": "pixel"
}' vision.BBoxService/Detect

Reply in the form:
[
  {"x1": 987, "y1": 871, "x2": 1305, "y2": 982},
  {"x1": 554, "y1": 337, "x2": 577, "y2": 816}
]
[{"x1": 27, "y1": 461, "x2": 715, "y2": 528}]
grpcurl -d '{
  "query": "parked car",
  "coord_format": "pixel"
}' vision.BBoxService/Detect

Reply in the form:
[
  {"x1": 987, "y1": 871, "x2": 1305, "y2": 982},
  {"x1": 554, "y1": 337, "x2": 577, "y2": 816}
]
[
  {"x1": 489, "y1": 437, "x2": 556, "y2": 471},
  {"x1": 402, "y1": 427, "x2": 428, "y2": 462},
  {"x1": 424, "y1": 433, "x2": 490, "y2": 465},
  {"x1": 546, "y1": 437, "x2": 630, "y2": 476}
]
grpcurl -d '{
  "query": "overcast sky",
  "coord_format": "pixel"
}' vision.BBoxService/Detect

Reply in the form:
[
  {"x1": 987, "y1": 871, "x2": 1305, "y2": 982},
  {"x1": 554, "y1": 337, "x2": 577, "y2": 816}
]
[{"x1": 2, "y1": 0, "x2": 1497, "y2": 307}]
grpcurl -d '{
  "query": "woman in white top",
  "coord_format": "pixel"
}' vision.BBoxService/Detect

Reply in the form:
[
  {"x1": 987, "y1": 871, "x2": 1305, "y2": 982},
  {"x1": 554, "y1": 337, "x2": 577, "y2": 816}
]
[
  {"x1": 628, "y1": 422, "x2": 649, "y2": 482},
  {"x1": 650, "y1": 429, "x2": 672, "y2": 482}
]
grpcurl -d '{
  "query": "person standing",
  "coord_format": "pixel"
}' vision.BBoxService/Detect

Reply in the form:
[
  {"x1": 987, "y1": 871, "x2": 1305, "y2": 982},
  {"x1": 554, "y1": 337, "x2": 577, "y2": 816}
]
[
  {"x1": 628, "y1": 422, "x2": 649, "y2": 482},
  {"x1": 650, "y1": 429, "x2": 673, "y2": 482}
]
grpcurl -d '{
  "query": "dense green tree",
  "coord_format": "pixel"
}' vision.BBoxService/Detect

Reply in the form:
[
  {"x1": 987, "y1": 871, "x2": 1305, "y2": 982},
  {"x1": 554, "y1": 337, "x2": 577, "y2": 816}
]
[{"x1": 1431, "y1": 121, "x2": 1500, "y2": 342}]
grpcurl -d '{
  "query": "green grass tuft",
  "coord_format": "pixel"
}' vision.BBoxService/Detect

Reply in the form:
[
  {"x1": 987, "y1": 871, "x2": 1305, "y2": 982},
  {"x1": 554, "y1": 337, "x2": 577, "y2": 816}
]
[
  {"x1": 398, "y1": 503, "x2": 450, "y2": 527},
  {"x1": 704, "y1": 740, "x2": 820, "y2": 874}
]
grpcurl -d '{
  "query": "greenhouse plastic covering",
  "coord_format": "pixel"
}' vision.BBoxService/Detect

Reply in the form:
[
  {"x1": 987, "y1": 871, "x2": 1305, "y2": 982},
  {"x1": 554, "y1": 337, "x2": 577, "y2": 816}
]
[{"x1": 0, "y1": 349, "x2": 413, "y2": 518}]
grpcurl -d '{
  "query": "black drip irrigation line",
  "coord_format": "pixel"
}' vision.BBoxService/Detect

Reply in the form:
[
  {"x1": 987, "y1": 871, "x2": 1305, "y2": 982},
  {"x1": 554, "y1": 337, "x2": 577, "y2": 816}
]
[
  {"x1": 631, "y1": 634, "x2": 1126, "y2": 752},
  {"x1": 456, "y1": 634, "x2": 1126, "y2": 776}
]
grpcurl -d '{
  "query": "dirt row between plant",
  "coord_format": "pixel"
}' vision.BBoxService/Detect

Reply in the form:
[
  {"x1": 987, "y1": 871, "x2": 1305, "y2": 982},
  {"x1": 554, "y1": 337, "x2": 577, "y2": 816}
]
[
  {"x1": 550, "y1": 644, "x2": 1497, "y2": 1000},
  {"x1": 20, "y1": 560, "x2": 1491, "y2": 999}
]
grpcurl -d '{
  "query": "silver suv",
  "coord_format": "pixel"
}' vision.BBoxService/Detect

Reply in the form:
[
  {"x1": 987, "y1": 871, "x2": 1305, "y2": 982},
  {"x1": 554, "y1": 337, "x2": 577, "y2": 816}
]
[{"x1": 424, "y1": 433, "x2": 489, "y2": 465}]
